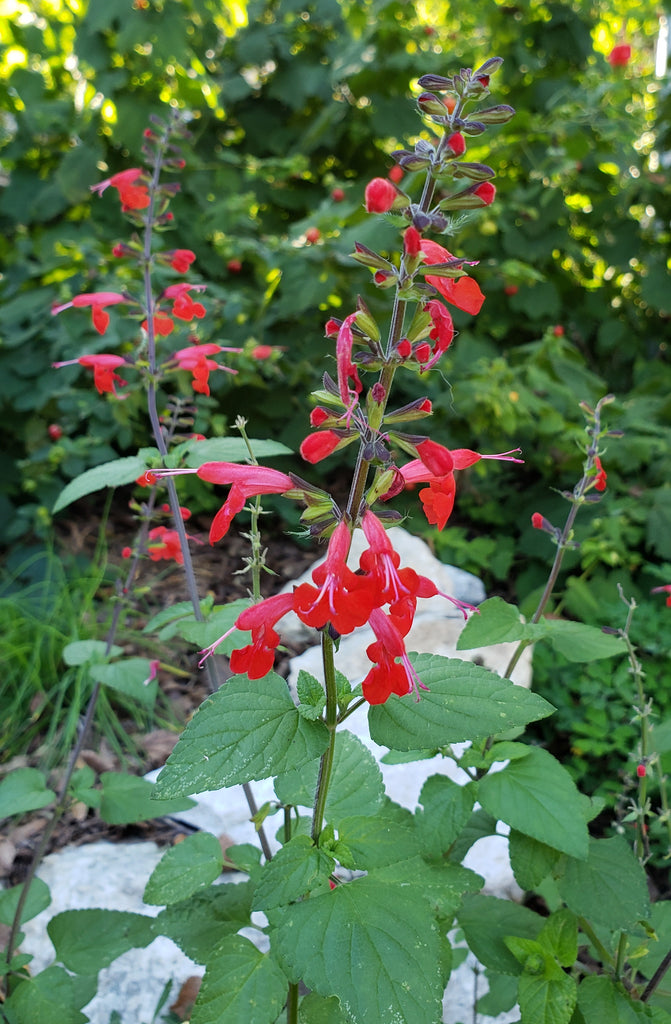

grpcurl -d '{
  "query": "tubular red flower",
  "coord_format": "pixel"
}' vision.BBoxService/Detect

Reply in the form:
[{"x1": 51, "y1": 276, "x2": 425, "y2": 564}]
[
  {"x1": 422, "y1": 300, "x2": 454, "y2": 368},
  {"x1": 300, "y1": 430, "x2": 344, "y2": 465},
  {"x1": 169, "y1": 249, "x2": 196, "y2": 272},
  {"x1": 336, "y1": 312, "x2": 363, "y2": 411},
  {"x1": 593, "y1": 456, "x2": 607, "y2": 492},
  {"x1": 52, "y1": 353, "x2": 128, "y2": 396},
  {"x1": 420, "y1": 239, "x2": 485, "y2": 316},
  {"x1": 404, "y1": 226, "x2": 422, "y2": 256},
  {"x1": 171, "y1": 343, "x2": 239, "y2": 396},
  {"x1": 446, "y1": 132, "x2": 466, "y2": 156},
  {"x1": 226, "y1": 593, "x2": 296, "y2": 678},
  {"x1": 91, "y1": 168, "x2": 150, "y2": 211},
  {"x1": 195, "y1": 462, "x2": 295, "y2": 543},
  {"x1": 52, "y1": 292, "x2": 127, "y2": 336},
  {"x1": 146, "y1": 525, "x2": 201, "y2": 564},
  {"x1": 474, "y1": 182, "x2": 496, "y2": 206},
  {"x1": 362, "y1": 608, "x2": 427, "y2": 705},
  {"x1": 293, "y1": 522, "x2": 375, "y2": 635},
  {"x1": 364, "y1": 177, "x2": 399, "y2": 213}
]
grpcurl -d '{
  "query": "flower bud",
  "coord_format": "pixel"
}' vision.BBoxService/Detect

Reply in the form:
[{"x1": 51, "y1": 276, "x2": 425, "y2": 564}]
[
  {"x1": 417, "y1": 92, "x2": 450, "y2": 117},
  {"x1": 404, "y1": 226, "x2": 422, "y2": 256},
  {"x1": 446, "y1": 132, "x2": 466, "y2": 156},
  {"x1": 472, "y1": 105, "x2": 516, "y2": 124},
  {"x1": 365, "y1": 178, "x2": 398, "y2": 212}
]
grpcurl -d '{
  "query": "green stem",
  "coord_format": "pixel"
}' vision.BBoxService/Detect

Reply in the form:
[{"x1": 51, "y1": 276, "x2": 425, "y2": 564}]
[
  {"x1": 286, "y1": 982, "x2": 299, "y2": 1024},
  {"x1": 614, "y1": 930, "x2": 628, "y2": 980},
  {"x1": 311, "y1": 632, "x2": 338, "y2": 842},
  {"x1": 578, "y1": 917, "x2": 615, "y2": 971}
]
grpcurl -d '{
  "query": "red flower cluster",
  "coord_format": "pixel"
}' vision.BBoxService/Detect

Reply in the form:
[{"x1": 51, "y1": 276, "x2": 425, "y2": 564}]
[
  {"x1": 91, "y1": 169, "x2": 150, "y2": 211},
  {"x1": 198, "y1": 509, "x2": 477, "y2": 703}
]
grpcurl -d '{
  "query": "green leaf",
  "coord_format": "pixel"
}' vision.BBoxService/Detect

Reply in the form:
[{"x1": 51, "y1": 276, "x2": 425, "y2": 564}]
[
  {"x1": 296, "y1": 670, "x2": 327, "y2": 720},
  {"x1": 457, "y1": 597, "x2": 544, "y2": 648},
  {"x1": 372, "y1": 855, "x2": 483, "y2": 919},
  {"x1": 368, "y1": 654, "x2": 554, "y2": 750},
  {"x1": 509, "y1": 829, "x2": 561, "y2": 890},
  {"x1": 478, "y1": 746, "x2": 589, "y2": 859},
  {"x1": 557, "y1": 836, "x2": 650, "y2": 931},
  {"x1": 298, "y1": 992, "x2": 352, "y2": 1023},
  {"x1": 541, "y1": 909, "x2": 578, "y2": 968},
  {"x1": 0, "y1": 877, "x2": 51, "y2": 927},
  {"x1": 153, "y1": 673, "x2": 329, "y2": 798},
  {"x1": 0, "y1": 768, "x2": 55, "y2": 819},
  {"x1": 272, "y1": 875, "x2": 444, "y2": 1024},
  {"x1": 190, "y1": 934, "x2": 287, "y2": 1024},
  {"x1": 336, "y1": 809, "x2": 421, "y2": 870},
  {"x1": 182, "y1": 437, "x2": 293, "y2": 468},
  {"x1": 252, "y1": 835, "x2": 335, "y2": 912},
  {"x1": 448, "y1": 807, "x2": 499, "y2": 864},
  {"x1": 2, "y1": 966, "x2": 95, "y2": 1024},
  {"x1": 457, "y1": 598, "x2": 626, "y2": 662},
  {"x1": 154, "y1": 881, "x2": 254, "y2": 965},
  {"x1": 53, "y1": 456, "x2": 148, "y2": 513},
  {"x1": 176, "y1": 600, "x2": 250, "y2": 654},
  {"x1": 48, "y1": 909, "x2": 155, "y2": 974},
  {"x1": 143, "y1": 832, "x2": 224, "y2": 906},
  {"x1": 476, "y1": 971, "x2": 519, "y2": 1017},
  {"x1": 577, "y1": 975, "x2": 659, "y2": 1023},
  {"x1": 99, "y1": 772, "x2": 195, "y2": 824},
  {"x1": 61, "y1": 640, "x2": 122, "y2": 666},
  {"x1": 518, "y1": 965, "x2": 577, "y2": 1024},
  {"x1": 415, "y1": 775, "x2": 477, "y2": 860},
  {"x1": 274, "y1": 730, "x2": 384, "y2": 821},
  {"x1": 458, "y1": 893, "x2": 545, "y2": 976},
  {"x1": 89, "y1": 657, "x2": 157, "y2": 706}
]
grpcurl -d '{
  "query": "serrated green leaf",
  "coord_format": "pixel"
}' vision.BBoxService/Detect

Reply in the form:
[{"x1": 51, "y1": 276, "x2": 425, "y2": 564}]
[
  {"x1": 273, "y1": 730, "x2": 384, "y2": 821},
  {"x1": 2, "y1": 966, "x2": 95, "y2": 1024},
  {"x1": 252, "y1": 835, "x2": 334, "y2": 912},
  {"x1": 448, "y1": 807, "x2": 499, "y2": 864},
  {"x1": 0, "y1": 877, "x2": 51, "y2": 927},
  {"x1": 541, "y1": 909, "x2": 578, "y2": 968},
  {"x1": 190, "y1": 934, "x2": 287, "y2": 1024},
  {"x1": 544, "y1": 619, "x2": 627, "y2": 661},
  {"x1": 53, "y1": 456, "x2": 148, "y2": 513},
  {"x1": 373, "y1": 855, "x2": 483, "y2": 919},
  {"x1": 368, "y1": 654, "x2": 554, "y2": 750},
  {"x1": 153, "y1": 673, "x2": 329, "y2": 798},
  {"x1": 415, "y1": 775, "x2": 477, "y2": 860},
  {"x1": 298, "y1": 992, "x2": 352, "y2": 1023},
  {"x1": 62, "y1": 639, "x2": 122, "y2": 666},
  {"x1": 143, "y1": 832, "x2": 224, "y2": 906},
  {"x1": 457, "y1": 597, "x2": 544, "y2": 649},
  {"x1": 296, "y1": 670, "x2": 326, "y2": 719},
  {"x1": 272, "y1": 876, "x2": 444, "y2": 1024},
  {"x1": 0, "y1": 768, "x2": 55, "y2": 819},
  {"x1": 478, "y1": 747, "x2": 588, "y2": 859},
  {"x1": 48, "y1": 909, "x2": 155, "y2": 974},
  {"x1": 459, "y1": 893, "x2": 545, "y2": 976},
  {"x1": 557, "y1": 836, "x2": 650, "y2": 931},
  {"x1": 154, "y1": 881, "x2": 253, "y2": 965},
  {"x1": 182, "y1": 437, "x2": 292, "y2": 469},
  {"x1": 508, "y1": 830, "x2": 561, "y2": 890},
  {"x1": 176, "y1": 599, "x2": 250, "y2": 653},
  {"x1": 518, "y1": 966, "x2": 577, "y2": 1024},
  {"x1": 99, "y1": 772, "x2": 194, "y2": 824},
  {"x1": 89, "y1": 657, "x2": 157, "y2": 706},
  {"x1": 336, "y1": 811, "x2": 421, "y2": 870}
]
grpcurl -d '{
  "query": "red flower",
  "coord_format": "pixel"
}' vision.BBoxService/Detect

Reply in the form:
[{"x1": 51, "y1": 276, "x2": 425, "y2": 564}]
[
  {"x1": 421, "y1": 300, "x2": 454, "y2": 369},
  {"x1": 251, "y1": 345, "x2": 273, "y2": 360},
  {"x1": 293, "y1": 522, "x2": 375, "y2": 635},
  {"x1": 226, "y1": 593, "x2": 295, "y2": 678},
  {"x1": 163, "y1": 283, "x2": 207, "y2": 322},
  {"x1": 48, "y1": 424, "x2": 63, "y2": 441},
  {"x1": 90, "y1": 168, "x2": 150, "y2": 211},
  {"x1": 52, "y1": 291, "x2": 127, "y2": 335},
  {"x1": 168, "y1": 249, "x2": 196, "y2": 273},
  {"x1": 52, "y1": 353, "x2": 128, "y2": 396},
  {"x1": 531, "y1": 512, "x2": 544, "y2": 529},
  {"x1": 608, "y1": 44, "x2": 631, "y2": 67},
  {"x1": 593, "y1": 456, "x2": 607, "y2": 492},
  {"x1": 335, "y1": 312, "x2": 363, "y2": 411},
  {"x1": 447, "y1": 132, "x2": 466, "y2": 156},
  {"x1": 474, "y1": 182, "x2": 496, "y2": 206},
  {"x1": 362, "y1": 608, "x2": 426, "y2": 705},
  {"x1": 404, "y1": 226, "x2": 422, "y2": 256},
  {"x1": 227, "y1": 258, "x2": 242, "y2": 273},
  {"x1": 331, "y1": 187, "x2": 345, "y2": 202},
  {"x1": 142, "y1": 313, "x2": 175, "y2": 337},
  {"x1": 193, "y1": 462, "x2": 295, "y2": 543},
  {"x1": 636, "y1": 764, "x2": 646, "y2": 778},
  {"x1": 420, "y1": 239, "x2": 485, "y2": 316},
  {"x1": 365, "y1": 177, "x2": 400, "y2": 213},
  {"x1": 171, "y1": 342, "x2": 238, "y2": 396},
  {"x1": 147, "y1": 526, "x2": 185, "y2": 563},
  {"x1": 388, "y1": 164, "x2": 405, "y2": 183},
  {"x1": 305, "y1": 227, "x2": 321, "y2": 244}
]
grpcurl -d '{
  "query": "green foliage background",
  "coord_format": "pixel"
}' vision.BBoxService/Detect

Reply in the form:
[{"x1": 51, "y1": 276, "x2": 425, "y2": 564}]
[{"x1": 1, "y1": 0, "x2": 670, "y2": 786}]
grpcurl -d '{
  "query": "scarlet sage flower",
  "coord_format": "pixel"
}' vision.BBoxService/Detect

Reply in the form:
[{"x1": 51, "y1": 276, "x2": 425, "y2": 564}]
[
  {"x1": 608, "y1": 44, "x2": 631, "y2": 67},
  {"x1": 651, "y1": 585, "x2": 671, "y2": 608},
  {"x1": 163, "y1": 283, "x2": 207, "y2": 322},
  {"x1": 362, "y1": 607, "x2": 426, "y2": 705},
  {"x1": 593, "y1": 455, "x2": 607, "y2": 492},
  {"x1": 142, "y1": 313, "x2": 175, "y2": 337},
  {"x1": 336, "y1": 312, "x2": 363, "y2": 412},
  {"x1": 420, "y1": 239, "x2": 485, "y2": 316},
  {"x1": 52, "y1": 354, "x2": 128, "y2": 396},
  {"x1": 147, "y1": 526, "x2": 186, "y2": 563},
  {"x1": 90, "y1": 168, "x2": 150, "y2": 211},
  {"x1": 51, "y1": 292, "x2": 127, "y2": 335},
  {"x1": 168, "y1": 249, "x2": 196, "y2": 273},
  {"x1": 293, "y1": 522, "x2": 375, "y2": 635},
  {"x1": 171, "y1": 343, "x2": 239, "y2": 396},
  {"x1": 421, "y1": 300, "x2": 454, "y2": 369},
  {"x1": 300, "y1": 429, "x2": 356, "y2": 465},
  {"x1": 202, "y1": 593, "x2": 295, "y2": 678}
]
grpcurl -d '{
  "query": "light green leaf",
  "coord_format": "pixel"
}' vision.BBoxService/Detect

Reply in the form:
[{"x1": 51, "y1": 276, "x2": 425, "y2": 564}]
[
  {"x1": 2, "y1": 966, "x2": 95, "y2": 1024},
  {"x1": 459, "y1": 893, "x2": 545, "y2": 976},
  {"x1": 577, "y1": 974, "x2": 667, "y2": 1022},
  {"x1": 99, "y1": 772, "x2": 194, "y2": 824},
  {"x1": 272, "y1": 875, "x2": 444, "y2": 1024},
  {"x1": 176, "y1": 600, "x2": 250, "y2": 654},
  {"x1": 298, "y1": 992, "x2": 353, "y2": 1023},
  {"x1": 153, "y1": 673, "x2": 329, "y2": 798},
  {"x1": 48, "y1": 909, "x2": 155, "y2": 974},
  {"x1": 53, "y1": 456, "x2": 148, "y2": 513},
  {"x1": 541, "y1": 909, "x2": 578, "y2": 969},
  {"x1": 543, "y1": 619, "x2": 627, "y2": 661},
  {"x1": 557, "y1": 836, "x2": 650, "y2": 931},
  {"x1": 252, "y1": 835, "x2": 334, "y2": 912},
  {"x1": 368, "y1": 654, "x2": 554, "y2": 750},
  {"x1": 508, "y1": 830, "x2": 561, "y2": 890},
  {"x1": 478, "y1": 746, "x2": 588, "y2": 859},
  {"x1": 190, "y1": 934, "x2": 287, "y2": 1024},
  {"x1": 154, "y1": 881, "x2": 253, "y2": 965},
  {"x1": 518, "y1": 966, "x2": 577, "y2": 1024},
  {"x1": 0, "y1": 768, "x2": 55, "y2": 819},
  {"x1": 415, "y1": 775, "x2": 477, "y2": 860},
  {"x1": 0, "y1": 877, "x2": 51, "y2": 927},
  {"x1": 89, "y1": 657, "x2": 157, "y2": 706},
  {"x1": 457, "y1": 597, "x2": 544, "y2": 648},
  {"x1": 336, "y1": 810, "x2": 421, "y2": 870},
  {"x1": 274, "y1": 730, "x2": 384, "y2": 821},
  {"x1": 143, "y1": 832, "x2": 224, "y2": 906},
  {"x1": 182, "y1": 437, "x2": 293, "y2": 468},
  {"x1": 62, "y1": 639, "x2": 122, "y2": 666},
  {"x1": 296, "y1": 670, "x2": 326, "y2": 720}
]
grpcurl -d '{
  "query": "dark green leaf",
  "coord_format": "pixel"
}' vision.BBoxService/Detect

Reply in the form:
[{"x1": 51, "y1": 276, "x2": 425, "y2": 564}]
[
  {"x1": 53, "y1": 456, "x2": 148, "y2": 513},
  {"x1": 99, "y1": 772, "x2": 194, "y2": 824},
  {"x1": 459, "y1": 893, "x2": 545, "y2": 976},
  {"x1": 415, "y1": 775, "x2": 477, "y2": 859},
  {"x1": 48, "y1": 909, "x2": 155, "y2": 974},
  {"x1": 0, "y1": 768, "x2": 55, "y2": 819},
  {"x1": 143, "y1": 832, "x2": 224, "y2": 906},
  {"x1": 190, "y1": 934, "x2": 287, "y2": 1024},
  {"x1": 252, "y1": 835, "x2": 334, "y2": 911},
  {"x1": 154, "y1": 881, "x2": 253, "y2": 965},
  {"x1": 0, "y1": 878, "x2": 51, "y2": 927},
  {"x1": 557, "y1": 836, "x2": 650, "y2": 931},
  {"x1": 2, "y1": 966, "x2": 95, "y2": 1024}
]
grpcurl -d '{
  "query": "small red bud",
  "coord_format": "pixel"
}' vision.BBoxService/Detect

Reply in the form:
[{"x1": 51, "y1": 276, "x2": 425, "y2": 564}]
[
  {"x1": 444, "y1": 95, "x2": 457, "y2": 114},
  {"x1": 608, "y1": 45, "x2": 631, "y2": 67},
  {"x1": 122, "y1": 546, "x2": 133, "y2": 558},
  {"x1": 504, "y1": 284, "x2": 518, "y2": 296},
  {"x1": 48, "y1": 423, "x2": 63, "y2": 441},
  {"x1": 305, "y1": 227, "x2": 321, "y2": 244},
  {"x1": 446, "y1": 132, "x2": 466, "y2": 156},
  {"x1": 331, "y1": 187, "x2": 345, "y2": 202},
  {"x1": 365, "y1": 178, "x2": 399, "y2": 213},
  {"x1": 251, "y1": 344, "x2": 273, "y2": 360},
  {"x1": 474, "y1": 182, "x2": 496, "y2": 206},
  {"x1": 637, "y1": 764, "x2": 646, "y2": 778},
  {"x1": 553, "y1": 325, "x2": 565, "y2": 337},
  {"x1": 371, "y1": 382, "x2": 386, "y2": 403},
  {"x1": 388, "y1": 165, "x2": 404, "y2": 184},
  {"x1": 227, "y1": 258, "x2": 242, "y2": 273},
  {"x1": 404, "y1": 226, "x2": 422, "y2": 256},
  {"x1": 531, "y1": 512, "x2": 544, "y2": 529}
]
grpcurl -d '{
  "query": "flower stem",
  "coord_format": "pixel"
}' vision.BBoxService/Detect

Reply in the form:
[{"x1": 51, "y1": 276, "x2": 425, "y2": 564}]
[{"x1": 311, "y1": 632, "x2": 338, "y2": 842}]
